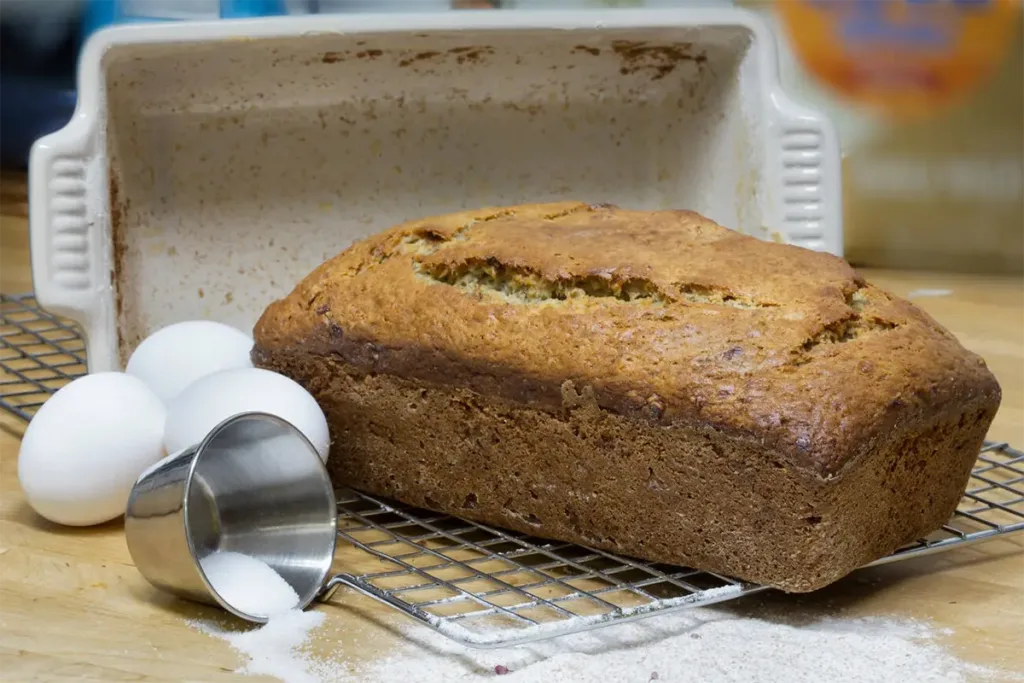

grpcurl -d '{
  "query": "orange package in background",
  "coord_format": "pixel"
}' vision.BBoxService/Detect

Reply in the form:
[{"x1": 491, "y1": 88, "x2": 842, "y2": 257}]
[{"x1": 741, "y1": 0, "x2": 1022, "y2": 273}]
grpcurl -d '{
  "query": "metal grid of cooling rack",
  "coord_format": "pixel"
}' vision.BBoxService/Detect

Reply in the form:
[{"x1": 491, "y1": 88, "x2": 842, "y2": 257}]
[
  {"x1": 2, "y1": 291, "x2": 1023, "y2": 648},
  {"x1": 327, "y1": 488, "x2": 758, "y2": 648},
  {"x1": 0, "y1": 293, "x2": 87, "y2": 421},
  {"x1": 326, "y1": 441, "x2": 1024, "y2": 647}
]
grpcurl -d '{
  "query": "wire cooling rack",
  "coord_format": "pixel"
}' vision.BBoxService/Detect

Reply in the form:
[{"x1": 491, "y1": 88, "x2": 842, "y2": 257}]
[
  {"x1": 326, "y1": 440, "x2": 1024, "y2": 647},
  {"x1": 0, "y1": 294, "x2": 87, "y2": 421},
  {"x1": 2, "y1": 292, "x2": 1023, "y2": 648}
]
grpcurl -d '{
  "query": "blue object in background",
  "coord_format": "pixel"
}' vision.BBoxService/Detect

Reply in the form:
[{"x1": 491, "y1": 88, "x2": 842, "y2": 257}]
[
  {"x1": 80, "y1": 0, "x2": 290, "y2": 44},
  {"x1": 0, "y1": 0, "x2": 82, "y2": 169},
  {"x1": 0, "y1": 75, "x2": 79, "y2": 170},
  {"x1": 0, "y1": 0, "x2": 292, "y2": 169},
  {"x1": 0, "y1": 0, "x2": 487, "y2": 168}
]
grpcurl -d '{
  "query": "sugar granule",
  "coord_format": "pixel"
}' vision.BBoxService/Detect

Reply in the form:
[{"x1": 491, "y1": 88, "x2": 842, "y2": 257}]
[{"x1": 199, "y1": 550, "x2": 299, "y2": 616}]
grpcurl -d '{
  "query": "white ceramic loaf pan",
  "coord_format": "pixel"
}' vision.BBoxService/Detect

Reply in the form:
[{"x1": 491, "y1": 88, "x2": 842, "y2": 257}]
[{"x1": 29, "y1": 8, "x2": 842, "y2": 373}]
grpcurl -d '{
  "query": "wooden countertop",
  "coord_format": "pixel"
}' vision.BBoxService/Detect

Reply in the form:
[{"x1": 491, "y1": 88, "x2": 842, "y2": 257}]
[{"x1": 1, "y1": 171, "x2": 1021, "y2": 681}]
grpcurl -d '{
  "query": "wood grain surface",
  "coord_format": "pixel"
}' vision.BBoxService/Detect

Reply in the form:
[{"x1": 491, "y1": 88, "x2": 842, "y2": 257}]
[{"x1": 0, "y1": 171, "x2": 1021, "y2": 682}]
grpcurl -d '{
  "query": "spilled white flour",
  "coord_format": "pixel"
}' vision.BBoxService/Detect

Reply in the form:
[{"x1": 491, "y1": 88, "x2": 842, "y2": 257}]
[
  {"x1": 200, "y1": 551, "x2": 299, "y2": 616},
  {"x1": 191, "y1": 609, "x2": 326, "y2": 683},
  {"x1": 189, "y1": 604, "x2": 1008, "y2": 683}
]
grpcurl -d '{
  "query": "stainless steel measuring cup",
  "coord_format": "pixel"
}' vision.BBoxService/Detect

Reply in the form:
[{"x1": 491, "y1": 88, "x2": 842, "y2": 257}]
[{"x1": 125, "y1": 411, "x2": 338, "y2": 623}]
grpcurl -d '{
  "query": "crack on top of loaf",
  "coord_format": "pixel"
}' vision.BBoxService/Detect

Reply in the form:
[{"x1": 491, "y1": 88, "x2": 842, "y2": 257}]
[
  {"x1": 404, "y1": 202, "x2": 598, "y2": 252},
  {"x1": 350, "y1": 208, "x2": 528, "y2": 277},
  {"x1": 542, "y1": 203, "x2": 599, "y2": 221},
  {"x1": 394, "y1": 208, "x2": 524, "y2": 258},
  {"x1": 351, "y1": 203, "x2": 605, "y2": 279},
  {"x1": 794, "y1": 286, "x2": 898, "y2": 363},
  {"x1": 418, "y1": 257, "x2": 668, "y2": 304},
  {"x1": 849, "y1": 289, "x2": 868, "y2": 312},
  {"x1": 399, "y1": 230, "x2": 448, "y2": 256},
  {"x1": 675, "y1": 283, "x2": 778, "y2": 309}
]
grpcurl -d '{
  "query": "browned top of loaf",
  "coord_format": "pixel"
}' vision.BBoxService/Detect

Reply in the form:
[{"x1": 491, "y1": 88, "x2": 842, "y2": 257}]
[{"x1": 253, "y1": 202, "x2": 1000, "y2": 478}]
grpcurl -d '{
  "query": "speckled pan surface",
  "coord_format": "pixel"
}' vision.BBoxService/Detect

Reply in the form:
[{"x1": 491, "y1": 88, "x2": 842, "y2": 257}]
[{"x1": 28, "y1": 9, "x2": 842, "y2": 373}]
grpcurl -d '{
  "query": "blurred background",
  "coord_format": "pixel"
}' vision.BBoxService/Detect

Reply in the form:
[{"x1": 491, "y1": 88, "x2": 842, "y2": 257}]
[{"x1": 1, "y1": 0, "x2": 1021, "y2": 273}]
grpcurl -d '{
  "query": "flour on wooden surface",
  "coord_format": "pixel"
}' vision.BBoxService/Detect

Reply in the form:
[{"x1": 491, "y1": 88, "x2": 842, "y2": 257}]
[
  {"x1": 190, "y1": 604, "x2": 1008, "y2": 683},
  {"x1": 189, "y1": 609, "x2": 325, "y2": 683}
]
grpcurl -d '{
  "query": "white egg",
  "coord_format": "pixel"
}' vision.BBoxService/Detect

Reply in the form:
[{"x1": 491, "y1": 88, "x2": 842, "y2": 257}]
[
  {"x1": 164, "y1": 368, "x2": 330, "y2": 462},
  {"x1": 17, "y1": 372, "x2": 167, "y2": 527},
  {"x1": 126, "y1": 320, "x2": 254, "y2": 404}
]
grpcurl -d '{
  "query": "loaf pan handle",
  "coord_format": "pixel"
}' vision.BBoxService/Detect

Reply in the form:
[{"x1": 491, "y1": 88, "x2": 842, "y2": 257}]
[
  {"x1": 29, "y1": 115, "x2": 117, "y2": 373},
  {"x1": 764, "y1": 91, "x2": 844, "y2": 258}
]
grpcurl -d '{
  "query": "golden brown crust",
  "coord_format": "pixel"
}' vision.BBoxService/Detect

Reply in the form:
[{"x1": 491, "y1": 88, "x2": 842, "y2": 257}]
[{"x1": 253, "y1": 203, "x2": 1001, "y2": 478}]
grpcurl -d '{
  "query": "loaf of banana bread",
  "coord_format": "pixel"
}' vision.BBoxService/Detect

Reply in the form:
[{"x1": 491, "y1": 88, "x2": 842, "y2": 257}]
[{"x1": 251, "y1": 202, "x2": 1001, "y2": 592}]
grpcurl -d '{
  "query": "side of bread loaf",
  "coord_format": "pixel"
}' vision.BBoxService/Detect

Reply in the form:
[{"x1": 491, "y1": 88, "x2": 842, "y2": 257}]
[{"x1": 251, "y1": 203, "x2": 1001, "y2": 592}]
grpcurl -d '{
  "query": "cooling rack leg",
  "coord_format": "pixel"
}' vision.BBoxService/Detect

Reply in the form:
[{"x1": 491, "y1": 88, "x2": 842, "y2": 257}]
[{"x1": 318, "y1": 573, "x2": 437, "y2": 624}]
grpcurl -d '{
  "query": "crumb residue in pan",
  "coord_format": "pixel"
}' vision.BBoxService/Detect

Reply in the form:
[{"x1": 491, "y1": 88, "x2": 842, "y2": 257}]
[
  {"x1": 323, "y1": 46, "x2": 494, "y2": 68},
  {"x1": 109, "y1": 169, "x2": 131, "y2": 364},
  {"x1": 612, "y1": 41, "x2": 707, "y2": 81},
  {"x1": 449, "y1": 46, "x2": 495, "y2": 64},
  {"x1": 398, "y1": 51, "x2": 441, "y2": 67}
]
